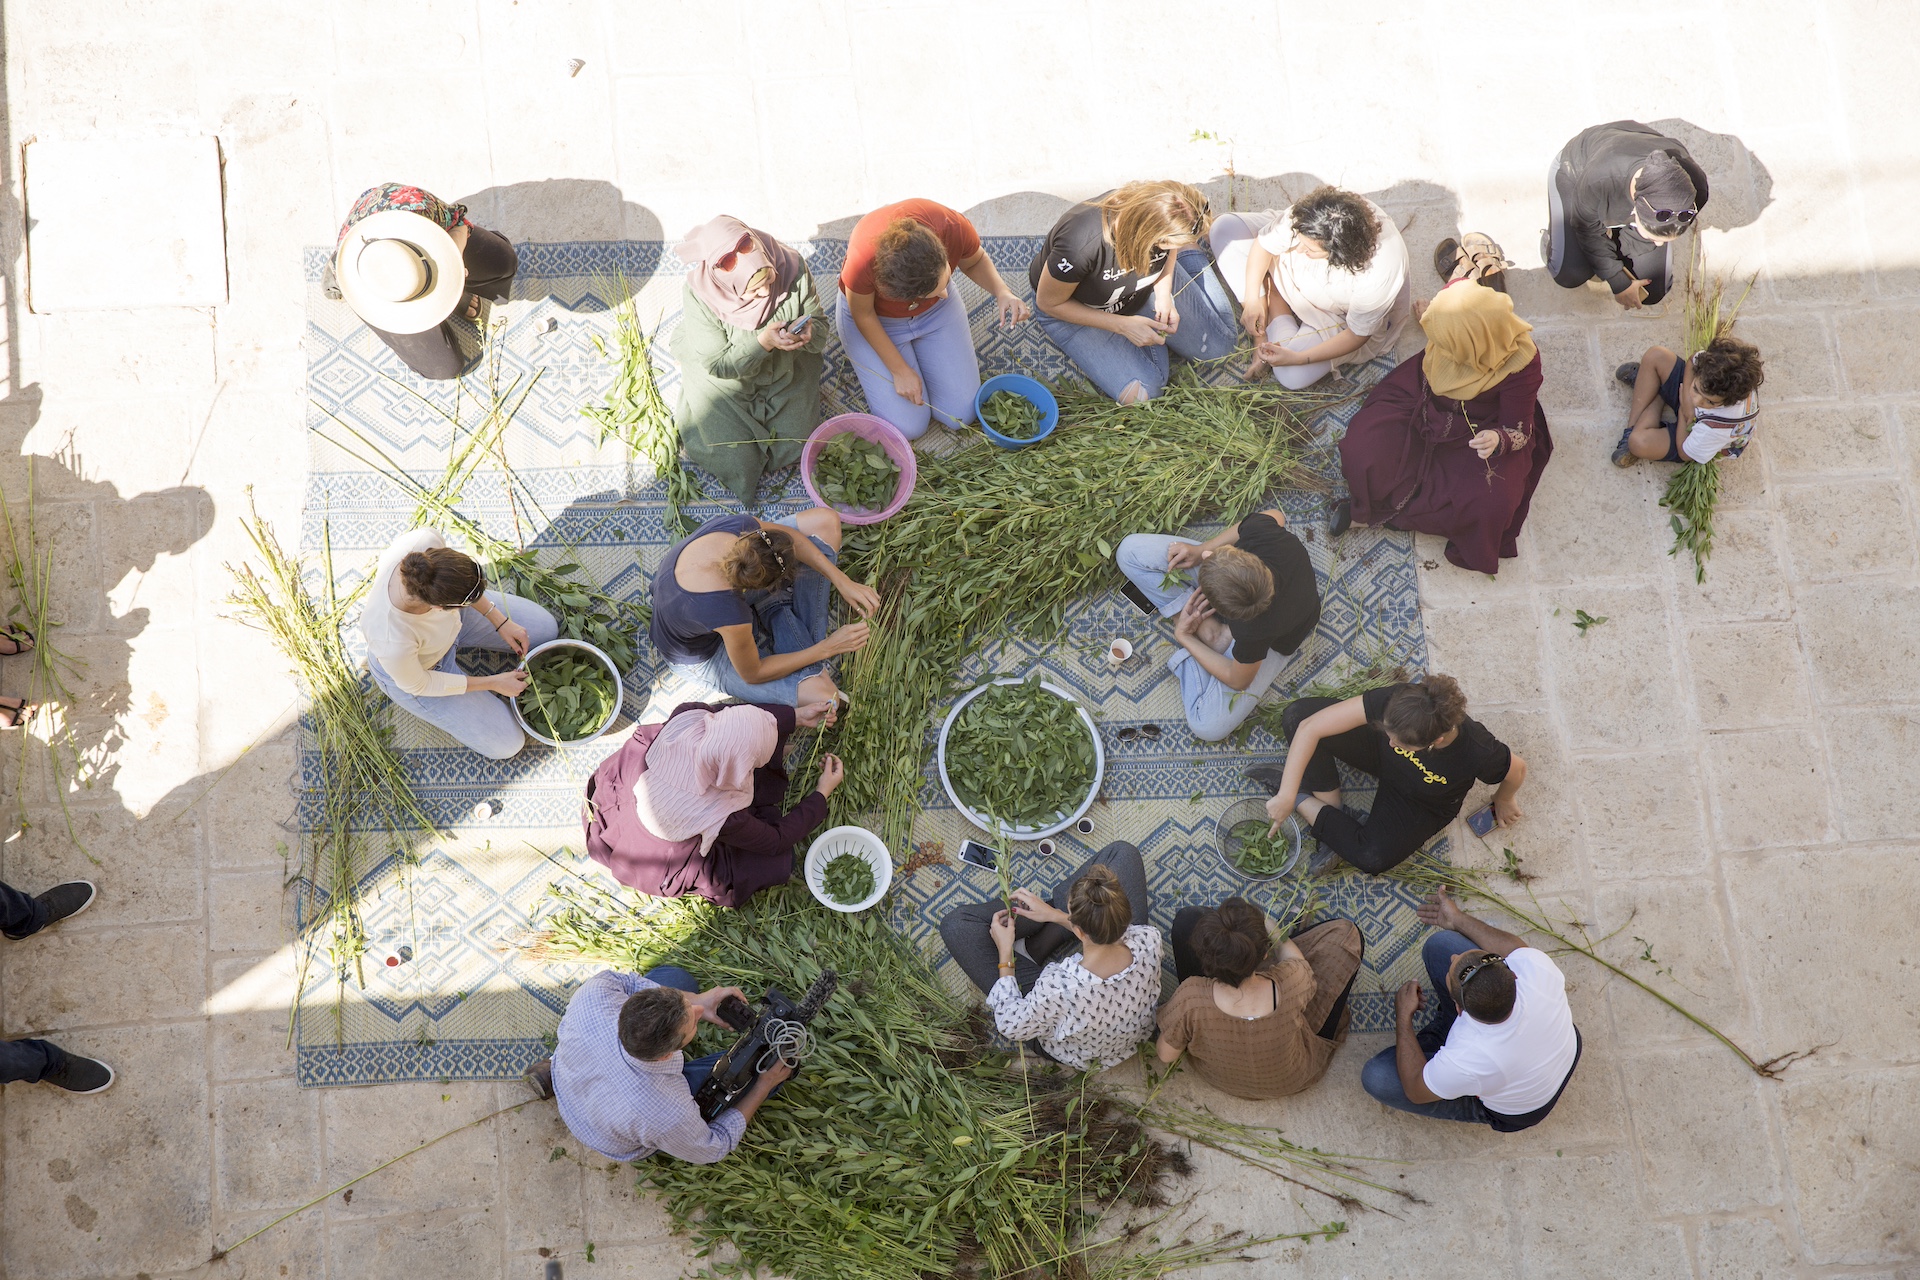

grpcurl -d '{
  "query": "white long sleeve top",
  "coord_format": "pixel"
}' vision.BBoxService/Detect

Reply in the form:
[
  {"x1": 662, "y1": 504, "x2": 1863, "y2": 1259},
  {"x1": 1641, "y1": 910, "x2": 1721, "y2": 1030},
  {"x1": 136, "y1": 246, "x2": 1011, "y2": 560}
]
[{"x1": 360, "y1": 528, "x2": 467, "y2": 697}]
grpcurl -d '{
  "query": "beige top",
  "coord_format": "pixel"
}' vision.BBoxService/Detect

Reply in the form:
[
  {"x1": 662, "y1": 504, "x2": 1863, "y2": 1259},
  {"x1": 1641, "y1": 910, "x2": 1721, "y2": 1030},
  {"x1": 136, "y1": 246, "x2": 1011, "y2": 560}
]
[
  {"x1": 1255, "y1": 196, "x2": 1412, "y2": 365},
  {"x1": 1156, "y1": 919, "x2": 1364, "y2": 1100},
  {"x1": 360, "y1": 527, "x2": 466, "y2": 697}
]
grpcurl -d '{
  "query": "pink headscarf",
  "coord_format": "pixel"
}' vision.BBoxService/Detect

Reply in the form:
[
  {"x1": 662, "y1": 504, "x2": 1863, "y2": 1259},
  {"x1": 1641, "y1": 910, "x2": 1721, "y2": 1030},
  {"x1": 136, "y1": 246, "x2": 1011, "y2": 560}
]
[
  {"x1": 633, "y1": 705, "x2": 780, "y2": 854},
  {"x1": 673, "y1": 215, "x2": 801, "y2": 331}
]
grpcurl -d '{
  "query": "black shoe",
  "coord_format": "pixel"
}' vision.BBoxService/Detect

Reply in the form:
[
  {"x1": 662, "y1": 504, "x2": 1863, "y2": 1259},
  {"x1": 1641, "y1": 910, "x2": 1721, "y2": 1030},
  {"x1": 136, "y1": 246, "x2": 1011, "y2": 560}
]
[
  {"x1": 1615, "y1": 361, "x2": 1640, "y2": 388},
  {"x1": 1328, "y1": 496, "x2": 1352, "y2": 538},
  {"x1": 34, "y1": 881, "x2": 96, "y2": 929},
  {"x1": 1433, "y1": 237, "x2": 1461, "y2": 284},
  {"x1": 1611, "y1": 426, "x2": 1638, "y2": 469},
  {"x1": 1243, "y1": 765, "x2": 1285, "y2": 792},
  {"x1": 43, "y1": 1052, "x2": 114, "y2": 1094},
  {"x1": 1306, "y1": 842, "x2": 1343, "y2": 878},
  {"x1": 523, "y1": 1057, "x2": 554, "y2": 1101}
]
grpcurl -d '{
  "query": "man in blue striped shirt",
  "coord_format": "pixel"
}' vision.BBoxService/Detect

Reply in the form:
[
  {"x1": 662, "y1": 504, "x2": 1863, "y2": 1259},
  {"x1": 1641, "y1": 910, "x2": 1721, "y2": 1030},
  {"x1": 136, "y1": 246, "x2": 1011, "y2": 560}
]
[{"x1": 538, "y1": 966, "x2": 792, "y2": 1164}]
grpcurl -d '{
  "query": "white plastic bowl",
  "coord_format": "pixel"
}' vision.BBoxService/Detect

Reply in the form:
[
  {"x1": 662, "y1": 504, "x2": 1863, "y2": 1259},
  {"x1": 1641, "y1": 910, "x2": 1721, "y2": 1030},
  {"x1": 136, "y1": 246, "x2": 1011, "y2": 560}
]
[
  {"x1": 936, "y1": 675, "x2": 1106, "y2": 840},
  {"x1": 804, "y1": 825, "x2": 893, "y2": 913},
  {"x1": 510, "y1": 638, "x2": 625, "y2": 748}
]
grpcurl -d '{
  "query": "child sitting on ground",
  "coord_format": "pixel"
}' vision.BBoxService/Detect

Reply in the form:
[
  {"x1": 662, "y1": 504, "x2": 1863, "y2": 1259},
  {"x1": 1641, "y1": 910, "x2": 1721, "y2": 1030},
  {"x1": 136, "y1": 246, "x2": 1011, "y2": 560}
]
[{"x1": 1611, "y1": 335, "x2": 1765, "y2": 467}]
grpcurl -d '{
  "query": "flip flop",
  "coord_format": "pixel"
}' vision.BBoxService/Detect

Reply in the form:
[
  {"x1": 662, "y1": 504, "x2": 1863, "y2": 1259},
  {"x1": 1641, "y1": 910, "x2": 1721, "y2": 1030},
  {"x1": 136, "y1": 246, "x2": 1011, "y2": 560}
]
[
  {"x1": 0, "y1": 626, "x2": 36, "y2": 656},
  {"x1": 0, "y1": 695, "x2": 35, "y2": 729}
]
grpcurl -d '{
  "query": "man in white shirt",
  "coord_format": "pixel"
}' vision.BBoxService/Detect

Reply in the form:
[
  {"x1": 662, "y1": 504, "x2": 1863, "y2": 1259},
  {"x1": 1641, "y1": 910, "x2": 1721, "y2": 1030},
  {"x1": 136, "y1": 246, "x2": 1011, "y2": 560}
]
[{"x1": 1360, "y1": 889, "x2": 1581, "y2": 1132}]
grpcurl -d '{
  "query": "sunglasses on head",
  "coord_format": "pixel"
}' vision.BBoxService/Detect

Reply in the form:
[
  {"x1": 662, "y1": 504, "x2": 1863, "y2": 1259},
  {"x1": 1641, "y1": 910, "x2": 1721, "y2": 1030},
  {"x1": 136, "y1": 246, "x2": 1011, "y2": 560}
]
[
  {"x1": 715, "y1": 232, "x2": 756, "y2": 273},
  {"x1": 460, "y1": 574, "x2": 489, "y2": 607},
  {"x1": 1454, "y1": 952, "x2": 1506, "y2": 996}
]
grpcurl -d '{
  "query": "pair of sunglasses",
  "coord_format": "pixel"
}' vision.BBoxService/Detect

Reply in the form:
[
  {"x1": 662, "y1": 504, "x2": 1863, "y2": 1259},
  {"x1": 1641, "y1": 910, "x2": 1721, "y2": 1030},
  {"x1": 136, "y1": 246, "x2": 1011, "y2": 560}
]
[
  {"x1": 1639, "y1": 201, "x2": 1697, "y2": 230},
  {"x1": 1454, "y1": 952, "x2": 1507, "y2": 996},
  {"x1": 715, "y1": 232, "x2": 756, "y2": 273},
  {"x1": 460, "y1": 574, "x2": 489, "y2": 606},
  {"x1": 1115, "y1": 723, "x2": 1162, "y2": 743}
]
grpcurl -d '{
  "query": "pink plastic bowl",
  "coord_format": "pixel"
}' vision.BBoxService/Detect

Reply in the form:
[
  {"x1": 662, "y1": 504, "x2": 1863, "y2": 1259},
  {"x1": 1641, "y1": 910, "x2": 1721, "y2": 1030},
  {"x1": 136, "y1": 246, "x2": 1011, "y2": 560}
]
[{"x1": 800, "y1": 413, "x2": 917, "y2": 525}]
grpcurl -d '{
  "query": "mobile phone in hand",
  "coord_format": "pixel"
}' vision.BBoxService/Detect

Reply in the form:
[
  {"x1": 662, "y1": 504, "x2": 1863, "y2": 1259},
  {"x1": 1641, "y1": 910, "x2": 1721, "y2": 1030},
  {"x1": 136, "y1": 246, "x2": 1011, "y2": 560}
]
[
  {"x1": 959, "y1": 839, "x2": 999, "y2": 870},
  {"x1": 786, "y1": 315, "x2": 813, "y2": 337},
  {"x1": 1467, "y1": 806, "x2": 1496, "y2": 838}
]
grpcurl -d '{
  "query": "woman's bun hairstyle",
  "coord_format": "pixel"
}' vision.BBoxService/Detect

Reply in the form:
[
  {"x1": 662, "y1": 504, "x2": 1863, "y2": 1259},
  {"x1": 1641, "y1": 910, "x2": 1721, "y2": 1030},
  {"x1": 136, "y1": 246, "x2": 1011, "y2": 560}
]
[
  {"x1": 398, "y1": 547, "x2": 483, "y2": 609},
  {"x1": 872, "y1": 218, "x2": 948, "y2": 301},
  {"x1": 1067, "y1": 862, "x2": 1133, "y2": 946},
  {"x1": 1191, "y1": 897, "x2": 1273, "y2": 986}
]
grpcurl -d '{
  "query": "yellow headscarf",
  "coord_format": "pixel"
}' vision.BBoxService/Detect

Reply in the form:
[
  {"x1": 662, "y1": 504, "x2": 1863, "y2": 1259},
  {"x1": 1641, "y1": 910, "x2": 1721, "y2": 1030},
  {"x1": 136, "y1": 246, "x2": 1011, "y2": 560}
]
[{"x1": 1420, "y1": 283, "x2": 1536, "y2": 401}]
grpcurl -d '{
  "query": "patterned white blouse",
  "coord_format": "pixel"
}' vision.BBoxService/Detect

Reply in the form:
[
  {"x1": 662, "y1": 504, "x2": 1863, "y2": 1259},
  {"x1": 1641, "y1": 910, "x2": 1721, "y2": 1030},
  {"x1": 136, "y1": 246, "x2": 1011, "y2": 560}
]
[{"x1": 987, "y1": 925, "x2": 1165, "y2": 1071}]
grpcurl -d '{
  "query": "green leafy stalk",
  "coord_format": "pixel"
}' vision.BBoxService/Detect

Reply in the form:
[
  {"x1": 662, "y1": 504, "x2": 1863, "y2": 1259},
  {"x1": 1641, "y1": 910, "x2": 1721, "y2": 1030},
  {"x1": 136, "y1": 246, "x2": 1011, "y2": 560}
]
[
  {"x1": 1663, "y1": 236, "x2": 1757, "y2": 584},
  {"x1": 582, "y1": 277, "x2": 703, "y2": 537}
]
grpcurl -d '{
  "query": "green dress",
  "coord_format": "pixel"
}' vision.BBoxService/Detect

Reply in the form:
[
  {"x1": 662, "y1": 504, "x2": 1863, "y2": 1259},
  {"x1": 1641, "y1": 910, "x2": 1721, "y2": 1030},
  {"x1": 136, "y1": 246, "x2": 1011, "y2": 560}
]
[{"x1": 671, "y1": 268, "x2": 829, "y2": 505}]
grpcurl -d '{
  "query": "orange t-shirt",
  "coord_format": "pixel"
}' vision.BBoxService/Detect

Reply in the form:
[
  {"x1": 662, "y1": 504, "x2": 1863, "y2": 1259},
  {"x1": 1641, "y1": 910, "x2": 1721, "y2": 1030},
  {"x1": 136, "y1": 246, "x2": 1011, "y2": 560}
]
[{"x1": 838, "y1": 199, "x2": 981, "y2": 318}]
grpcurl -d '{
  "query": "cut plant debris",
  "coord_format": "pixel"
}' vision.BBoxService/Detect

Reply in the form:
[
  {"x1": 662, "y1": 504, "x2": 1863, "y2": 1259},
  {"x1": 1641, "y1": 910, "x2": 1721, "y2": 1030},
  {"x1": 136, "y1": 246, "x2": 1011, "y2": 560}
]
[
  {"x1": 529, "y1": 880, "x2": 1359, "y2": 1280},
  {"x1": 582, "y1": 279, "x2": 705, "y2": 538},
  {"x1": 813, "y1": 432, "x2": 901, "y2": 513},
  {"x1": 227, "y1": 501, "x2": 439, "y2": 1045},
  {"x1": 824, "y1": 371, "x2": 1338, "y2": 849},
  {"x1": 819, "y1": 850, "x2": 877, "y2": 906},
  {"x1": 1662, "y1": 236, "x2": 1757, "y2": 585},
  {"x1": 946, "y1": 675, "x2": 1097, "y2": 831},
  {"x1": 518, "y1": 646, "x2": 620, "y2": 743},
  {"x1": 1571, "y1": 609, "x2": 1608, "y2": 634},
  {"x1": 980, "y1": 388, "x2": 1045, "y2": 440},
  {"x1": 1226, "y1": 819, "x2": 1294, "y2": 876}
]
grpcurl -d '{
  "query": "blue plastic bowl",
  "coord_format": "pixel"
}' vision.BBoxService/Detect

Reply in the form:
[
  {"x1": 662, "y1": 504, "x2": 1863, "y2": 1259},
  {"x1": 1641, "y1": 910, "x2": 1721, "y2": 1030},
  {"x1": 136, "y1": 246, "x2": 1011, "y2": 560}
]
[{"x1": 975, "y1": 375, "x2": 1059, "y2": 449}]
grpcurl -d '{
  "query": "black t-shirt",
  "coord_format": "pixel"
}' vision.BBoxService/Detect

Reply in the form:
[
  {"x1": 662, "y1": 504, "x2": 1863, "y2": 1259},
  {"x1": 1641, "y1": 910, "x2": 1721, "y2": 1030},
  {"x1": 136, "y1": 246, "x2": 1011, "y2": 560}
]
[
  {"x1": 1225, "y1": 514, "x2": 1321, "y2": 662},
  {"x1": 1027, "y1": 199, "x2": 1169, "y2": 316},
  {"x1": 1360, "y1": 683, "x2": 1512, "y2": 813},
  {"x1": 648, "y1": 513, "x2": 759, "y2": 664}
]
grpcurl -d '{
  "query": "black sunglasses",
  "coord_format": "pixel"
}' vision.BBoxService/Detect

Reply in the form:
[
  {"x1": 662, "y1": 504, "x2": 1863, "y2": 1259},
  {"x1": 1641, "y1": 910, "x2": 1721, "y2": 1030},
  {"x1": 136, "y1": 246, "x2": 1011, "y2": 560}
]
[
  {"x1": 1116, "y1": 723, "x2": 1162, "y2": 743},
  {"x1": 1454, "y1": 952, "x2": 1506, "y2": 997},
  {"x1": 1638, "y1": 201, "x2": 1697, "y2": 229}
]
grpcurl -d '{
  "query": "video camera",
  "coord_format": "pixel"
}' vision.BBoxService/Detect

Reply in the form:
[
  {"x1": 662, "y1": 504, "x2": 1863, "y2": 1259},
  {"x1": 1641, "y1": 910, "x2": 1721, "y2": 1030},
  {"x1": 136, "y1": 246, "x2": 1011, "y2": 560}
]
[{"x1": 693, "y1": 969, "x2": 838, "y2": 1122}]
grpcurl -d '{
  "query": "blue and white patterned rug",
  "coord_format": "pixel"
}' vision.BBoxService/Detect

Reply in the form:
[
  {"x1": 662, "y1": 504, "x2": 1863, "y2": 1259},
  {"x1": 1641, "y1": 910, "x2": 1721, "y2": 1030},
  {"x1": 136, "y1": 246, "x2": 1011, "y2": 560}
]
[{"x1": 295, "y1": 236, "x2": 1439, "y2": 1086}]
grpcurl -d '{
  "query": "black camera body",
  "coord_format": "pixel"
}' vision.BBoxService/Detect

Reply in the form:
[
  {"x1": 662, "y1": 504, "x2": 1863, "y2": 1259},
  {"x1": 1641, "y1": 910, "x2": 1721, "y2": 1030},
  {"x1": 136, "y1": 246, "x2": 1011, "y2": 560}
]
[{"x1": 693, "y1": 969, "x2": 837, "y2": 1122}]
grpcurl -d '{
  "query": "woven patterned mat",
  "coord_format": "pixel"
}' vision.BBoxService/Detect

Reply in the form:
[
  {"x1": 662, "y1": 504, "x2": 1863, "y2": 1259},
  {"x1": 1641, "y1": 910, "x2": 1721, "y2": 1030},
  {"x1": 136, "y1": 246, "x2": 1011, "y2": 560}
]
[{"x1": 294, "y1": 237, "x2": 1440, "y2": 1086}]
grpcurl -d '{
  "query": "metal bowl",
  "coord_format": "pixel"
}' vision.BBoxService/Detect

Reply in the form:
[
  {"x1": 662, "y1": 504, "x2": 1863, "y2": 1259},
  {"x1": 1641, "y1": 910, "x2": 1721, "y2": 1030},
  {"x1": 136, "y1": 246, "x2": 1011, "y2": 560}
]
[
  {"x1": 1214, "y1": 797, "x2": 1305, "y2": 881},
  {"x1": 936, "y1": 674, "x2": 1104, "y2": 840}
]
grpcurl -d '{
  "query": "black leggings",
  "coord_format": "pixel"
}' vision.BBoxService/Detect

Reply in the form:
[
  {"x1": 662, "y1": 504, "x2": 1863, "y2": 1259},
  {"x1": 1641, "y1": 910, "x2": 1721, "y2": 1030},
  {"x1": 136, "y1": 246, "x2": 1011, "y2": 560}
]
[
  {"x1": 368, "y1": 225, "x2": 519, "y2": 380},
  {"x1": 1169, "y1": 907, "x2": 1362, "y2": 1040},
  {"x1": 1280, "y1": 698, "x2": 1454, "y2": 875}
]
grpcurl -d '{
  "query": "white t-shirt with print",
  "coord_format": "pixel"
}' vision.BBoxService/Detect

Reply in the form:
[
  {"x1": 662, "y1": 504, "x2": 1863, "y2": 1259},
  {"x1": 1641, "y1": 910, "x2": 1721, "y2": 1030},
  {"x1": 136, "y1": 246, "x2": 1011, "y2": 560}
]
[
  {"x1": 1679, "y1": 392, "x2": 1759, "y2": 463},
  {"x1": 1422, "y1": 947, "x2": 1578, "y2": 1115}
]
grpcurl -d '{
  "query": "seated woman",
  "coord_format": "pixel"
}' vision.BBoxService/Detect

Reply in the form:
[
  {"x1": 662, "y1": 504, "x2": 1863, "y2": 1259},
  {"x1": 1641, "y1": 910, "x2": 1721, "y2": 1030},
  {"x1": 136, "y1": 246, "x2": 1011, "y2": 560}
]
[
  {"x1": 1211, "y1": 186, "x2": 1412, "y2": 389},
  {"x1": 361, "y1": 528, "x2": 559, "y2": 760},
  {"x1": 1114, "y1": 509, "x2": 1321, "y2": 742},
  {"x1": 670, "y1": 216, "x2": 829, "y2": 505},
  {"x1": 937, "y1": 843, "x2": 1161, "y2": 1071},
  {"x1": 1158, "y1": 899, "x2": 1365, "y2": 1099},
  {"x1": 1256, "y1": 676, "x2": 1527, "y2": 877},
  {"x1": 648, "y1": 508, "x2": 878, "y2": 706},
  {"x1": 583, "y1": 701, "x2": 842, "y2": 908},
  {"x1": 1334, "y1": 257, "x2": 1554, "y2": 574},
  {"x1": 1029, "y1": 180, "x2": 1238, "y2": 405},
  {"x1": 1612, "y1": 335, "x2": 1764, "y2": 469},
  {"x1": 835, "y1": 198, "x2": 1030, "y2": 439}
]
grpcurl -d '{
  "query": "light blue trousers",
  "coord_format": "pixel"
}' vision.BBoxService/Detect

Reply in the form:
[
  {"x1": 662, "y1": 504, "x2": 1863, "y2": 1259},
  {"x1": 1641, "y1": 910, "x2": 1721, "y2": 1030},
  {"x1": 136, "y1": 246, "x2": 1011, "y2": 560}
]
[
  {"x1": 369, "y1": 591, "x2": 561, "y2": 759},
  {"x1": 833, "y1": 287, "x2": 980, "y2": 439}
]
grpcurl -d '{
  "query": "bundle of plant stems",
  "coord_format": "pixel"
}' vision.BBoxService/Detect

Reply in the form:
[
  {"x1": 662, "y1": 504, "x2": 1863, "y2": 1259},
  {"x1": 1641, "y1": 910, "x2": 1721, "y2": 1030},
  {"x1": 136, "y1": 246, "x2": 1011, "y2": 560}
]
[
  {"x1": 827, "y1": 372, "x2": 1338, "y2": 848},
  {"x1": 533, "y1": 879, "x2": 1352, "y2": 1279},
  {"x1": 0, "y1": 459, "x2": 92, "y2": 846},
  {"x1": 227, "y1": 502, "x2": 439, "y2": 1043},
  {"x1": 313, "y1": 332, "x2": 650, "y2": 669},
  {"x1": 581, "y1": 277, "x2": 704, "y2": 537},
  {"x1": 1661, "y1": 236, "x2": 1756, "y2": 585}
]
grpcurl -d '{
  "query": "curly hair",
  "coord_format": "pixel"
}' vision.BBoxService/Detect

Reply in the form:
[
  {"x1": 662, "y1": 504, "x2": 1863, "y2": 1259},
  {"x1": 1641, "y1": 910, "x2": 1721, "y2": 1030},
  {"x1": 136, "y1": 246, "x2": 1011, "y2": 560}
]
[
  {"x1": 1288, "y1": 186, "x2": 1382, "y2": 273},
  {"x1": 1377, "y1": 675, "x2": 1468, "y2": 748},
  {"x1": 719, "y1": 527, "x2": 798, "y2": 592},
  {"x1": 1067, "y1": 863, "x2": 1133, "y2": 945},
  {"x1": 1691, "y1": 335, "x2": 1765, "y2": 406},
  {"x1": 872, "y1": 218, "x2": 949, "y2": 301}
]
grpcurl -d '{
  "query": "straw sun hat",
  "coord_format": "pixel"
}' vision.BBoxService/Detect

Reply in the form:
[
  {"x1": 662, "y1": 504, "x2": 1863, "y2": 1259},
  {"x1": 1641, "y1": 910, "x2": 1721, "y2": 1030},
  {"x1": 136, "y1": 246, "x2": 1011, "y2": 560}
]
[{"x1": 334, "y1": 209, "x2": 466, "y2": 334}]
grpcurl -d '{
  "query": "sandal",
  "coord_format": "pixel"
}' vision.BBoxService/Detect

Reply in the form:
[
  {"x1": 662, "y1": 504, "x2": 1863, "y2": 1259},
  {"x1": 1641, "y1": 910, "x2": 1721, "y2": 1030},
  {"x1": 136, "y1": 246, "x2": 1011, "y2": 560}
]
[
  {"x1": 1433, "y1": 237, "x2": 1462, "y2": 284},
  {"x1": 0, "y1": 695, "x2": 34, "y2": 729},
  {"x1": 0, "y1": 626, "x2": 34, "y2": 656}
]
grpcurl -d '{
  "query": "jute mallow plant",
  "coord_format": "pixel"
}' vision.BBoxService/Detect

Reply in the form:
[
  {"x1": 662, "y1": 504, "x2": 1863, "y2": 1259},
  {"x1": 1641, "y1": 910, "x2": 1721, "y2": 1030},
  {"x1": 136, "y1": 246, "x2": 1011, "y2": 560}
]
[
  {"x1": 533, "y1": 880, "x2": 1353, "y2": 1279},
  {"x1": 827, "y1": 372, "x2": 1336, "y2": 847}
]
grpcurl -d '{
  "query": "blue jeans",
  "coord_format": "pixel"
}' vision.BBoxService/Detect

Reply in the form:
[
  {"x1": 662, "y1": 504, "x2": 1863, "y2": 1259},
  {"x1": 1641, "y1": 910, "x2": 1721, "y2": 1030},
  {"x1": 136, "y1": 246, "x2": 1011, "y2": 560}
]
[
  {"x1": 1360, "y1": 930, "x2": 1494, "y2": 1123},
  {"x1": 669, "y1": 517, "x2": 836, "y2": 706},
  {"x1": 1113, "y1": 532, "x2": 1292, "y2": 742},
  {"x1": 834, "y1": 287, "x2": 980, "y2": 439},
  {"x1": 1034, "y1": 249, "x2": 1238, "y2": 402},
  {"x1": 1, "y1": 879, "x2": 67, "y2": 1083},
  {"x1": 369, "y1": 591, "x2": 561, "y2": 759}
]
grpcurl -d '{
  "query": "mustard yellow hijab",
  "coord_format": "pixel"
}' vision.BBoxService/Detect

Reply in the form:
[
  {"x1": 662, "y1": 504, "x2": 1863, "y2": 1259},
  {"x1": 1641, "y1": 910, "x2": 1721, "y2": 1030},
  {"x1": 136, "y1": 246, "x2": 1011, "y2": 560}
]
[{"x1": 1420, "y1": 282, "x2": 1536, "y2": 401}]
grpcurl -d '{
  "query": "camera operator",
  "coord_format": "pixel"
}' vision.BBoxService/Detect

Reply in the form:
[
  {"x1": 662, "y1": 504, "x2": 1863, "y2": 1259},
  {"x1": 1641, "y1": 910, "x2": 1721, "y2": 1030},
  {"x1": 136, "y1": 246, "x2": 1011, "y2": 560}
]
[{"x1": 526, "y1": 966, "x2": 792, "y2": 1164}]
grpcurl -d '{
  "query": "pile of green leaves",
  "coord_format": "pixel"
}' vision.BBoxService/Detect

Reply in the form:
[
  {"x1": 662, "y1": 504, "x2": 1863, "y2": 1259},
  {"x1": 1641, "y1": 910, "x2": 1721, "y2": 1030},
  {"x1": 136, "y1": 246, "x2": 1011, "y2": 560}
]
[
  {"x1": 535, "y1": 881, "x2": 1331, "y2": 1279},
  {"x1": 825, "y1": 371, "x2": 1336, "y2": 848},
  {"x1": 812, "y1": 432, "x2": 901, "y2": 513},
  {"x1": 945, "y1": 675, "x2": 1096, "y2": 831},
  {"x1": 517, "y1": 646, "x2": 620, "y2": 742},
  {"x1": 1226, "y1": 818, "x2": 1295, "y2": 876},
  {"x1": 819, "y1": 851, "x2": 877, "y2": 905},
  {"x1": 980, "y1": 388, "x2": 1044, "y2": 440}
]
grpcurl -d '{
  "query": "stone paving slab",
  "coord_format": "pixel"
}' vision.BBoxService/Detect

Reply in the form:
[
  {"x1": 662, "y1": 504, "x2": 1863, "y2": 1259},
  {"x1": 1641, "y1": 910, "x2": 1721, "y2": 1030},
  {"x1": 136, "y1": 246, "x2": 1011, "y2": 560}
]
[{"x1": 2, "y1": 2, "x2": 1919, "y2": 1277}]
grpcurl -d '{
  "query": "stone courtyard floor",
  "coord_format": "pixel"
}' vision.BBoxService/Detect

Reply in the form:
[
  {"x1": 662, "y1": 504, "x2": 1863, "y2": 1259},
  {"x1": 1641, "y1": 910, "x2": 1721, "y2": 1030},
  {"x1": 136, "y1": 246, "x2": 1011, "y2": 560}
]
[{"x1": 2, "y1": 2, "x2": 1918, "y2": 1277}]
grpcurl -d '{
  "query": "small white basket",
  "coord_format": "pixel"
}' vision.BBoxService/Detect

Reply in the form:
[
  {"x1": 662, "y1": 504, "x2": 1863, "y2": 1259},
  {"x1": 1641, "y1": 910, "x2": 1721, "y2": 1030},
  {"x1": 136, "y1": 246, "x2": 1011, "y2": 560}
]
[{"x1": 804, "y1": 825, "x2": 893, "y2": 913}]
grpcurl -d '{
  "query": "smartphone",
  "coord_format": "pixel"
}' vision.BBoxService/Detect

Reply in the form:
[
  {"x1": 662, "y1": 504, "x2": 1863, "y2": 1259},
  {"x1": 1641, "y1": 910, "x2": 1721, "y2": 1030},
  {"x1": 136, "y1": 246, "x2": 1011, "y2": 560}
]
[
  {"x1": 959, "y1": 839, "x2": 999, "y2": 870},
  {"x1": 716, "y1": 994, "x2": 754, "y2": 1031},
  {"x1": 1120, "y1": 582, "x2": 1159, "y2": 616},
  {"x1": 1467, "y1": 806, "x2": 1496, "y2": 838},
  {"x1": 785, "y1": 315, "x2": 813, "y2": 337}
]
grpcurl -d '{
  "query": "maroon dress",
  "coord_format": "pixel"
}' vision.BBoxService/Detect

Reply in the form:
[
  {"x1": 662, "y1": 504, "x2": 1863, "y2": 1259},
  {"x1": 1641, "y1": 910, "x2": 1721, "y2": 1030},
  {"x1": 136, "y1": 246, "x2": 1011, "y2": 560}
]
[
  {"x1": 1338, "y1": 351, "x2": 1553, "y2": 574},
  {"x1": 583, "y1": 701, "x2": 828, "y2": 908}
]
